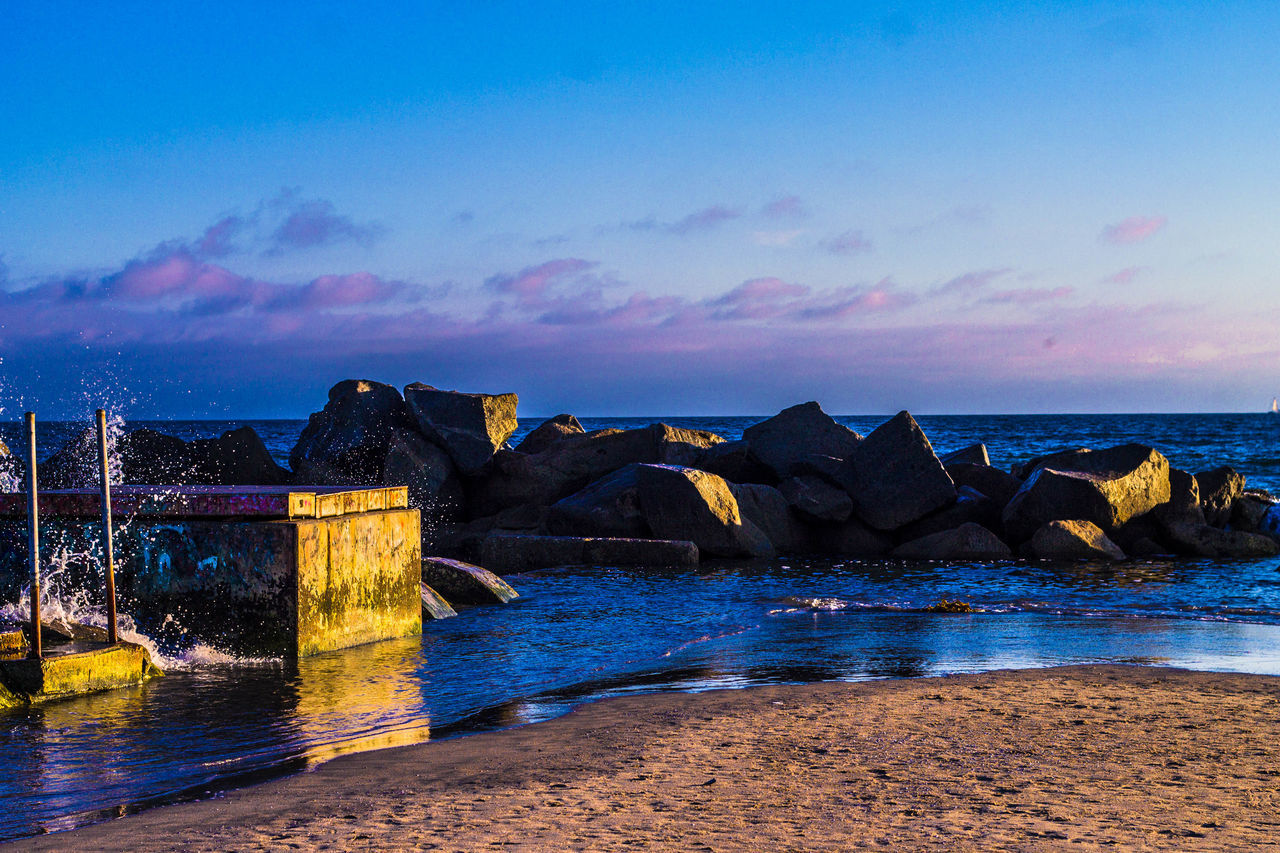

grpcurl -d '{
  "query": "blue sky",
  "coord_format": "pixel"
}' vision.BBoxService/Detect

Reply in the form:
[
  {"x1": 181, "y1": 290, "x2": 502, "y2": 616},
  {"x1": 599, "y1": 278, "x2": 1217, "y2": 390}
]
[{"x1": 2, "y1": 2, "x2": 1278, "y2": 418}]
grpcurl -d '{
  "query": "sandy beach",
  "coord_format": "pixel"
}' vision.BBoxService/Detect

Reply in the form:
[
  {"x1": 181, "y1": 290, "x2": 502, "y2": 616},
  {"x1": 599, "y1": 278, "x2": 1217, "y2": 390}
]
[{"x1": 6, "y1": 664, "x2": 1278, "y2": 851}]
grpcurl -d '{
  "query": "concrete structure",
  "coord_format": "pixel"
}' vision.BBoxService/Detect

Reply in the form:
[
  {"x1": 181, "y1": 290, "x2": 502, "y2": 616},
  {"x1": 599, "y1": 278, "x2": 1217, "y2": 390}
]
[
  {"x1": 0, "y1": 486, "x2": 423, "y2": 657},
  {"x1": 0, "y1": 641, "x2": 160, "y2": 707}
]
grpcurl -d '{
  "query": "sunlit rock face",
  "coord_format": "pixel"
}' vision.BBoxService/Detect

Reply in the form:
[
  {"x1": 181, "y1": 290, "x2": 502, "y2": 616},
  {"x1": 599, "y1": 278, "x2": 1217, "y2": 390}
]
[
  {"x1": 403, "y1": 383, "x2": 518, "y2": 476},
  {"x1": 1003, "y1": 444, "x2": 1171, "y2": 542}
]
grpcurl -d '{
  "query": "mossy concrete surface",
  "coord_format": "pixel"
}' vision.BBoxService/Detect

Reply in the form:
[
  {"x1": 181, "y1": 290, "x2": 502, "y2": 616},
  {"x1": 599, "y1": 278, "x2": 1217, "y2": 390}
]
[{"x1": 0, "y1": 642, "x2": 161, "y2": 707}]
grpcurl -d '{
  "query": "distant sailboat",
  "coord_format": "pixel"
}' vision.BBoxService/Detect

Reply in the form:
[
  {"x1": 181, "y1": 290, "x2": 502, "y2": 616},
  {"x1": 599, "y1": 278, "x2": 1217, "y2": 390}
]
[{"x1": 1272, "y1": 397, "x2": 1279, "y2": 415}]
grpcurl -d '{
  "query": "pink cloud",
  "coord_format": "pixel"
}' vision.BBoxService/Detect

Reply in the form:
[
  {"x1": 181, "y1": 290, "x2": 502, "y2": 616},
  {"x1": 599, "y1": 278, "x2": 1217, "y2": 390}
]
[
  {"x1": 668, "y1": 205, "x2": 742, "y2": 235},
  {"x1": 931, "y1": 268, "x2": 1012, "y2": 296},
  {"x1": 484, "y1": 258, "x2": 597, "y2": 305},
  {"x1": 1102, "y1": 266, "x2": 1145, "y2": 285},
  {"x1": 267, "y1": 199, "x2": 384, "y2": 254},
  {"x1": 1100, "y1": 215, "x2": 1166, "y2": 245},
  {"x1": 821, "y1": 230, "x2": 872, "y2": 255}
]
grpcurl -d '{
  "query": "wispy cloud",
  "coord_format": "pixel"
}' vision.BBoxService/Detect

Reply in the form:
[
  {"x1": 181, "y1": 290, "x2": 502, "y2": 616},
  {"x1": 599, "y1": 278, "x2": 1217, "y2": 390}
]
[
  {"x1": 761, "y1": 196, "x2": 806, "y2": 219},
  {"x1": 1102, "y1": 266, "x2": 1145, "y2": 285},
  {"x1": 1100, "y1": 215, "x2": 1166, "y2": 245},
  {"x1": 930, "y1": 268, "x2": 1012, "y2": 296},
  {"x1": 752, "y1": 229, "x2": 803, "y2": 247},
  {"x1": 821, "y1": 230, "x2": 873, "y2": 255},
  {"x1": 624, "y1": 204, "x2": 743, "y2": 236},
  {"x1": 979, "y1": 286, "x2": 1074, "y2": 304},
  {"x1": 265, "y1": 197, "x2": 385, "y2": 255}
]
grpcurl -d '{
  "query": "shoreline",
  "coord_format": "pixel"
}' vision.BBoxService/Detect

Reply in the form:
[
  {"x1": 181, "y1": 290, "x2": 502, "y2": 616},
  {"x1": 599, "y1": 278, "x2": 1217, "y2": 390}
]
[{"x1": 10, "y1": 663, "x2": 1280, "y2": 851}]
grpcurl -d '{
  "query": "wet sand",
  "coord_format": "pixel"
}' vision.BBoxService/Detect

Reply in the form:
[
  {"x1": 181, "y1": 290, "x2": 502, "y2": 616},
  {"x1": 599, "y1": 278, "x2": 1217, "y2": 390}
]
[{"x1": 11, "y1": 665, "x2": 1280, "y2": 851}]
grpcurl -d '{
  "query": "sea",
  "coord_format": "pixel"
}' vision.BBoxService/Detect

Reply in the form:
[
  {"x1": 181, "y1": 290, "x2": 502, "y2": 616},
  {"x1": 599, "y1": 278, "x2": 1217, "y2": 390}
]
[{"x1": 0, "y1": 412, "x2": 1278, "y2": 841}]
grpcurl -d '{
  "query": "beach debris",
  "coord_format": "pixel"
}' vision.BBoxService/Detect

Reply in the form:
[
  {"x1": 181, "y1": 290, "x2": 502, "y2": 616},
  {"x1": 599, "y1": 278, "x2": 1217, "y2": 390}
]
[
  {"x1": 1027, "y1": 519, "x2": 1127, "y2": 561},
  {"x1": 741, "y1": 401, "x2": 862, "y2": 480},
  {"x1": 421, "y1": 557, "x2": 519, "y2": 605},
  {"x1": 893, "y1": 522, "x2": 1013, "y2": 561},
  {"x1": 514, "y1": 414, "x2": 584, "y2": 455},
  {"x1": 922, "y1": 600, "x2": 974, "y2": 613},
  {"x1": 403, "y1": 383, "x2": 519, "y2": 475},
  {"x1": 836, "y1": 411, "x2": 956, "y2": 531},
  {"x1": 420, "y1": 583, "x2": 458, "y2": 620},
  {"x1": 1002, "y1": 444, "x2": 1171, "y2": 541}
]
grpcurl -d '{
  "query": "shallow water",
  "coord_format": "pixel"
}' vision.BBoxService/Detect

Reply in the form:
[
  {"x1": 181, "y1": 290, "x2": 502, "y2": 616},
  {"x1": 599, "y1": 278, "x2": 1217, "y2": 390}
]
[{"x1": 0, "y1": 413, "x2": 1278, "y2": 840}]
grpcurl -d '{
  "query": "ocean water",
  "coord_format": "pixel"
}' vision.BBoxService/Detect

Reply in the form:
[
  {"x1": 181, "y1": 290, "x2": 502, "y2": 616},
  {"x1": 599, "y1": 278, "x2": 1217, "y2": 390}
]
[{"x1": 0, "y1": 412, "x2": 1278, "y2": 841}]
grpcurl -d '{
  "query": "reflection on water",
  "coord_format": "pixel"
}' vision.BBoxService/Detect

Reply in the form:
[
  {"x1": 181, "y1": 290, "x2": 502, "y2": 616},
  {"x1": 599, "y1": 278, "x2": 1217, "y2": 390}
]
[{"x1": 6, "y1": 555, "x2": 1280, "y2": 840}]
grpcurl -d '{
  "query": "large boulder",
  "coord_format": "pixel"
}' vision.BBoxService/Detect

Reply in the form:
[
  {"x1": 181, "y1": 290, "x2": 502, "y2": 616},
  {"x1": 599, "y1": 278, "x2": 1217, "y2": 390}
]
[
  {"x1": 697, "y1": 440, "x2": 778, "y2": 485},
  {"x1": 1259, "y1": 504, "x2": 1280, "y2": 544},
  {"x1": 633, "y1": 464, "x2": 773, "y2": 558},
  {"x1": 290, "y1": 379, "x2": 415, "y2": 483},
  {"x1": 1195, "y1": 466, "x2": 1245, "y2": 527},
  {"x1": 944, "y1": 462, "x2": 1023, "y2": 509},
  {"x1": 779, "y1": 475, "x2": 853, "y2": 522},
  {"x1": 836, "y1": 411, "x2": 956, "y2": 531},
  {"x1": 479, "y1": 533, "x2": 699, "y2": 573},
  {"x1": 940, "y1": 443, "x2": 990, "y2": 466},
  {"x1": 1160, "y1": 521, "x2": 1280, "y2": 558},
  {"x1": 892, "y1": 522, "x2": 1012, "y2": 561},
  {"x1": 810, "y1": 516, "x2": 894, "y2": 557},
  {"x1": 43, "y1": 426, "x2": 288, "y2": 487},
  {"x1": 728, "y1": 482, "x2": 805, "y2": 554},
  {"x1": 1152, "y1": 469, "x2": 1204, "y2": 527},
  {"x1": 1012, "y1": 447, "x2": 1092, "y2": 480},
  {"x1": 383, "y1": 428, "x2": 464, "y2": 517},
  {"x1": 403, "y1": 383, "x2": 519, "y2": 475},
  {"x1": 1002, "y1": 445, "x2": 1171, "y2": 542},
  {"x1": 1028, "y1": 520, "x2": 1126, "y2": 561},
  {"x1": 187, "y1": 427, "x2": 291, "y2": 485},
  {"x1": 546, "y1": 465, "x2": 647, "y2": 538},
  {"x1": 468, "y1": 424, "x2": 723, "y2": 516},
  {"x1": 742, "y1": 402, "x2": 862, "y2": 480},
  {"x1": 1232, "y1": 492, "x2": 1276, "y2": 533},
  {"x1": 897, "y1": 486, "x2": 1002, "y2": 542},
  {"x1": 514, "y1": 414, "x2": 584, "y2": 455}
]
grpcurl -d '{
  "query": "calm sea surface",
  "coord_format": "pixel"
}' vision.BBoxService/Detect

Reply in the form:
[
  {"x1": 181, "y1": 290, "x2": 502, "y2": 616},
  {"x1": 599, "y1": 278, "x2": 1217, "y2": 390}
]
[{"x1": 0, "y1": 413, "x2": 1278, "y2": 840}]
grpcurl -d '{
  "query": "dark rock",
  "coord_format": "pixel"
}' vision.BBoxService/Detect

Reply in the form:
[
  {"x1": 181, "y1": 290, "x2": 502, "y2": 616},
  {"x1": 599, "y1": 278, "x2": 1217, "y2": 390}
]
[
  {"x1": 514, "y1": 414, "x2": 584, "y2": 455},
  {"x1": 837, "y1": 411, "x2": 956, "y2": 531},
  {"x1": 892, "y1": 522, "x2": 1012, "y2": 560},
  {"x1": 1011, "y1": 447, "x2": 1092, "y2": 480},
  {"x1": 810, "y1": 516, "x2": 894, "y2": 557},
  {"x1": 940, "y1": 443, "x2": 990, "y2": 466},
  {"x1": 897, "y1": 486, "x2": 1002, "y2": 542},
  {"x1": 468, "y1": 424, "x2": 724, "y2": 516},
  {"x1": 1259, "y1": 505, "x2": 1280, "y2": 544},
  {"x1": 420, "y1": 583, "x2": 458, "y2": 620},
  {"x1": 1126, "y1": 537, "x2": 1173, "y2": 557},
  {"x1": 403, "y1": 383, "x2": 519, "y2": 475},
  {"x1": 943, "y1": 463, "x2": 1023, "y2": 509},
  {"x1": 791, "y1": 454, "x2": 847, "y2": 485},
  {"x1": 290, "y1": 379, "x2": 415, "y2": 484},
  {"x1": 742, "y1": 402, "x2": 862, "y2": 480},
  {"x1": 383, "y1": 428, "x2": 464, "y2": 518},
  {"x1": 779, "y1": 475, "x2": 853, "y2": 522},
  {"x1": 1232, "y1": 492, "x2": 1276, "y2": 532},
  {"x1": 478, "y1": 533, "x2": 699, "y2": 573},
  {"x1": 728, "y1": 482, "x2": 805, "y2": 554},
  {"x1": 546, "y1": 466, "x2": 647, "y2": 538},
  {"x1": 1152, "y1": 469, "x2": 1204, "y2": 527},
  {"x1": 188, "y1": 427, "x2": 291, "y2": 485},
  {"x1": 1195, "y1": 466, "x2": 1245, "y2": 527},
  {"x1": 1002, "y1": 444, "x2": 1171, "y2": 542},
  {"x1": 697, "y1": 440, "x2": 777, "y2": 485},
  {"x1": 1028, "y1": 520, "x2": 1126, "y2": 561},
  {"x1": 633, "y1": 464, "x2": 774, "y2": 558},
  {"x1": 421, "y1": 557, "x2": 519, "y2": 604},
  {"x1": 1161, "y1": 521, "x2": 1280, "y2": 558}
]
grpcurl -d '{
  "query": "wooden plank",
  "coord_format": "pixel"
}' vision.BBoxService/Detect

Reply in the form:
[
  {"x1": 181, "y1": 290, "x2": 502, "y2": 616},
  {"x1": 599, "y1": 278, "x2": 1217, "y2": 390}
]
[{"x1": 0, "y1": 485, "x2": 395, "y2": 519}]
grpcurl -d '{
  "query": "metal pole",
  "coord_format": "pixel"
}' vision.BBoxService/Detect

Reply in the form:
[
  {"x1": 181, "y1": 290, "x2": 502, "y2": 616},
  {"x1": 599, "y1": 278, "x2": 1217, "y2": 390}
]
[
  {"x1": 96, "y1": 409, "x2": 119, "y2": 644},
  {"x1": 24, "y1": 412, "x2": 41, "y2": 660}
]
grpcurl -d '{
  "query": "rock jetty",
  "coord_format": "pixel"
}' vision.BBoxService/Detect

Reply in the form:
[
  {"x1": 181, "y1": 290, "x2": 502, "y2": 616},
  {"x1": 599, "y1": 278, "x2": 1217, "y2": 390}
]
[{"x1": 33, "y1": 380, "x2": 1280, "y2": 569}]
